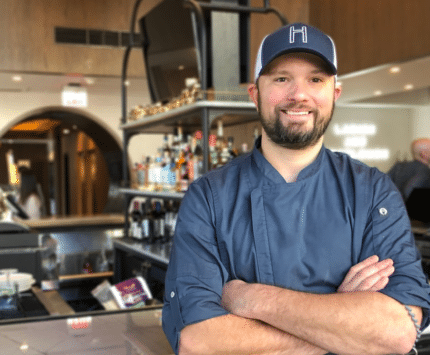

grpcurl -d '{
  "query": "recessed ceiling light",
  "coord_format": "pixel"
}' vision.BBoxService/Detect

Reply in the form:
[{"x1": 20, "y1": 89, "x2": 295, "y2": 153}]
[
  {"x1": 374, "y1": 90, "x2": 382, "y2": 96},
  {"x1": 404, "y1": 84, "x2": 414, "y2": 91},
  {"x1": 84, "y1": 77, "x2": 95, "y2": 85},
  {"x1": 12, "y1": 75, "x2": 22, "y2": 82},
  {"x1": 389, "y1": 66, "x2": 401, "y2": 74},
  {"x1": 178, "y1": 65, "x2": 185, "y2": 71},
  {"x1": 123, "y1": 80, "x2": 130, "y2": 87}
]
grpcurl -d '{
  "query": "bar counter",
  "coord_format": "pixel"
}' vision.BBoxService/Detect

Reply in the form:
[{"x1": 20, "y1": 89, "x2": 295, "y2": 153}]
[{"x1": 22, "y1": 214, "x2": 125, "y2": 230}]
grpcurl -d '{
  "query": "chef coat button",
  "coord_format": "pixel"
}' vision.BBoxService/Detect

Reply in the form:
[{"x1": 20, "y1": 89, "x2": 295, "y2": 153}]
[
  {"x1": 170, "y1": 291, "x2": 175, "y2": 298},
  {"x1": 379, "y1": 207, "x2": 388, "y2": 216}
]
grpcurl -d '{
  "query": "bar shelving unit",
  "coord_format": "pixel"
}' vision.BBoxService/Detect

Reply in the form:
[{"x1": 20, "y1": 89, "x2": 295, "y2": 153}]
[
  {"x1": 119, "y1": 99, "x2": 260, "y2": 237},
  {"x1": 119, "y1": 0, "x2": 287, "y2": 237}
]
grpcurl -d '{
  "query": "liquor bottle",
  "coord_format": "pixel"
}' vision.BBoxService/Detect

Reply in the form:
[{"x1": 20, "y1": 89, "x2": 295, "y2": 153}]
[
  {"x1": 140, "y1": 202, "x2": 151, "y2": 241},
  {"x1": 227, "y1": 136, "x2": 238, "y2": 162},
  {"x1": 254, "y1": 126, "x2": 260, "y2": 143},
  {"x1": 175, "y1": 149, "x2": 186, "y2": 192},
  {"x1": 216, "y1": 120, "x2": 230, "y2": 167},
  {"x1": 130, "y1": 200, "x2": 142, "y2": 239},
  {"x1": 162, "y1": 134, "x2": 171, "y2": 165},
  {"x1": 209, "y1": 134, "x2": 218, "y2": 169},
  {"x1": 152, "y1": 201, "x2": 165, "y2": 242},
  {"x1": 82, "y1": 252, "x2": 93, "y2": 274},
  {"x1": 164, "y1": 200, "x2": 175, "y2": 242},
  {"x1": 193, "y1": 131, "x2": 204, "y2": 180}
]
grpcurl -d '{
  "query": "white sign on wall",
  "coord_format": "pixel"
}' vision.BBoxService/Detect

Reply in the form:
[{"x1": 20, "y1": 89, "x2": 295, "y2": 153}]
[{"x1": 61, "y1": 86, "x2": 88, "y2": 108}]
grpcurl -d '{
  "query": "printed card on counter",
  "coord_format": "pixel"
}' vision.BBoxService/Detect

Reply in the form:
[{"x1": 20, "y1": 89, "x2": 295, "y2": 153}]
[{"x1": 110, "y1": 276, "x2": 153, "y2": 309}]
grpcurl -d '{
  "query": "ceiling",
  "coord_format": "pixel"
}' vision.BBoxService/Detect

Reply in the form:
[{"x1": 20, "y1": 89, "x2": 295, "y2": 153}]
[
  {"x1": 1, "y1": 54, "x2": 430, "y2": 107},
  {"x1": 336, "y1": 55, "x2": 430, "y2": 106},
  {"x1": 0, "y1": 72, "x2": 147, "y2": 97}
]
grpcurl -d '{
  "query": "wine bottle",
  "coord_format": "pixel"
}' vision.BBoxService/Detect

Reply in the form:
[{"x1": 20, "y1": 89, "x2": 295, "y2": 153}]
[{"x1": 130, "y1": 200, "x2": 142, "y2": 240}]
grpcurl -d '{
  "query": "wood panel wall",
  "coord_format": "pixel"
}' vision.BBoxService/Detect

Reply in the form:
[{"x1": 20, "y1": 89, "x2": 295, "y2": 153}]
[
  {"x1": 6, "y1": 1, "x2": 427, "y2": 80},
  {"x1": 0, "y1": 0, "x2": 163, "y2": 77},
  {"x1": 249, "y1": 0, "x2": 310, "y2": 80},
  {"x1": 0, "y1": 0, "x2": 309, "y2": 79},
  {"x1": 309, "y1": 0, "x2": 430, "y2": 75}
]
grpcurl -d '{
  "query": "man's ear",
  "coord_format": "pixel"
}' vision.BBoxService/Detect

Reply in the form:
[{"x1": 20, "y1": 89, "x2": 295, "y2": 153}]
[
  {"x1": 334, "y1": 81, "x2": 342, "y2": 102},
  {"x1": 248, "y1": 83, "x2": 259, "y2": 109}
]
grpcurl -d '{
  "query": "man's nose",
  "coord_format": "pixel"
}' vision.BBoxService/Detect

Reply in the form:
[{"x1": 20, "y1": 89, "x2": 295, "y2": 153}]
[{"x1": 287, "y1": 80, "x2": 309, "y2": 101}]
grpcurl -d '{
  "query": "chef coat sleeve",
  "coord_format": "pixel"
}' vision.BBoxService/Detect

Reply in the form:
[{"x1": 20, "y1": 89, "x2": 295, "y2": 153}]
[
  {"x1": 162, "y1": 178, "x2": 230, "y2": 354},
  {"x1": 359, "y1": 173, "x2": 430, "y2": 331}
]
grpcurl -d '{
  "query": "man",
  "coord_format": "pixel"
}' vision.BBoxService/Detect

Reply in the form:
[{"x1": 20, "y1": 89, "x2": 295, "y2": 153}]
[
  {"x1": 162, "y1": 23, "x2": 430, "y2": 354},
  {"x1": 388, "y1": 138, "x2": 430, "y2": 201}
]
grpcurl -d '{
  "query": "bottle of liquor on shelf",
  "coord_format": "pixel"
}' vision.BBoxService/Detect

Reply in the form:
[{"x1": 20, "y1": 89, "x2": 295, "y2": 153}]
[
  {"x1": 164, "y1": 200, "x2": 176, "y2": 242},
  {"x1": 227, "y1": 136, "x2": 238, "y2": 162},
  {"x1": 161, "y1": 134, "x2": 171, "y2": 164},
  {"x1": 152, "y1": 201, "x2": 165, "y2": 242},
  {"x1": 130, "y1": 200, "x2": 142, "y2": 240},
  {"x1": 209, "y1": 134, "x2": 218, "y2": 170},
  {"x1": 192, "y1": 131, "x2": 204, "y2": 180},
  {"x1": 140, "y1": 201, "x2": 151, "y2": 241},
  {"x1": 254, "y1": 126, "x2": 260, "y2": 143}
]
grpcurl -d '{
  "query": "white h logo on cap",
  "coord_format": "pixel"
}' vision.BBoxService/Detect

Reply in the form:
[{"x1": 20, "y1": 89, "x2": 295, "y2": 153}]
[{"x1": 289, "y1": 25, "x2": 307, "y2": 44}]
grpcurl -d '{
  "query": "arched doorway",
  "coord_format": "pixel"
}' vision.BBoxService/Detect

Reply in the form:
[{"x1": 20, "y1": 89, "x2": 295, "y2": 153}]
[{"x1": 0, "y1": 107, "x2": 123, "y2": 217}]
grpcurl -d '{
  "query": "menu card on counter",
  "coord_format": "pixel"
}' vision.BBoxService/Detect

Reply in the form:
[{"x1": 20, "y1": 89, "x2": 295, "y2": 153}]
[
  {"x1": 92, "y1": 277, "x2": 153, "y2": 310},
  {"x1": 111, "y1": 277, "x2": 153, "y2": 309}
]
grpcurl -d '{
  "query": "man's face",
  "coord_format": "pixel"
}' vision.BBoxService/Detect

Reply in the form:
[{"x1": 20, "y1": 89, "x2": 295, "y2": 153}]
[{"x1": 249, "y1": 52, "x2": 342, "y2": 150}]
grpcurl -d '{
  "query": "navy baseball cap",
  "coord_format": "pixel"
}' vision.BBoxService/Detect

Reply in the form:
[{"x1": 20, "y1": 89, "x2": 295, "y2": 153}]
[{"x1": 254, "y1": 23, "x2": 337, "y2": 81}]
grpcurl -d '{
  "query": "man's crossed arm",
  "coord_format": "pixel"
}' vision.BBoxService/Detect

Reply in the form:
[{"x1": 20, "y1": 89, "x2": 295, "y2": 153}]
[{"x1": 179, "y1": 256, "x2": 421, "y2": 355}]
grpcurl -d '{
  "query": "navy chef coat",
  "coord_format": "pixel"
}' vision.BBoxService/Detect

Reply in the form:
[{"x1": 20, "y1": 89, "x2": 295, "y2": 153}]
[{"x1": 162, "y1": 138, "x2": 430, "y2": 353}]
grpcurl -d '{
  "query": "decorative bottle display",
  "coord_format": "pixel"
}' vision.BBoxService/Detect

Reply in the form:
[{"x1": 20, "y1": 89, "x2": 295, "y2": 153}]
[
  {"x1": 134, "y1": 123, "x2": 249, "y2": 192},
  {"x1": 128, "y1": 199, "x2": 179, "y2": 244}
]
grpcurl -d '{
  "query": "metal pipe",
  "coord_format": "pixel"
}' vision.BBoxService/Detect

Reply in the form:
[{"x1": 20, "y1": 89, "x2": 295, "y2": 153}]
[
  {"x1": 184, "y1": 0, "x2": 209, "y2": 171},
  {"x1": 121, "y1": 0, "x2": 144, "y2": 187},
  {"x1": 184, "y1": 0, "x2": 207, "y2": 94},
  {"x1": 129, "y1": 0, "x2": 144, "y2": 46}
]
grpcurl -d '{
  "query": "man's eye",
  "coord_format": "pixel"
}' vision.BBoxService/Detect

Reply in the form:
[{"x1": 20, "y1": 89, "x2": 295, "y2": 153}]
[
  {"x1": 275, "y1": 77, "x2": 287, "y2": 82},
  {"x1": 311, "y1": 77, "x2": 323, "y2": 83}
]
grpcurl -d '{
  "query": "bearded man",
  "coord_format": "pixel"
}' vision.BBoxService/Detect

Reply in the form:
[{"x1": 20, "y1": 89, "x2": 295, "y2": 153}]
[{"x1": 162, "y1": 23, "x2": 430, "y2": 355}]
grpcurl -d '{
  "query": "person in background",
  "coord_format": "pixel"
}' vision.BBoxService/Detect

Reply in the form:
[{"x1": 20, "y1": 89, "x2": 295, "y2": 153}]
[
  {"x1": 387, "y1": 138, "x2": 430, "y2": 201},
  {"x1": 18, "y1": 167, "x2": 43, "y2": 219},
  {"x1": 162, "y1": 23, "x2": 430, "y2": 355}
]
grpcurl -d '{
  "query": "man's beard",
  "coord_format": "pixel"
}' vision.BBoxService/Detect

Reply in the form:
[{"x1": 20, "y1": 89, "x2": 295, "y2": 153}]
[{"x1": 258, "y1": 96, "x2": 335, "y2": 150}]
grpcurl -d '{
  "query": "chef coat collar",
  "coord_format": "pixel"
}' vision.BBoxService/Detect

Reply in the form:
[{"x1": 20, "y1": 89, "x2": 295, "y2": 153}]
[{"x1": 252, "y1": 136, "x2": 325, "y2": 184}]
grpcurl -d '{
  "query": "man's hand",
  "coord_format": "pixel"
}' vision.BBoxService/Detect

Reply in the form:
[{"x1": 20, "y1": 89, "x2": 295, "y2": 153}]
[
  {"x1": 337, "y1": 255, "x2": 394, "y2": 293},
  {"x1": 222, "y1": 255, "x2": 394, "y2": 316}
]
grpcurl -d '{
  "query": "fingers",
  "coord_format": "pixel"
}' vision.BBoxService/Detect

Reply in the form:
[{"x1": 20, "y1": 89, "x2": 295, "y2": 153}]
[
  {"x1": 341, "y1": 255, "x2": 379, "y2": 285},
  {"x1": 351, "y1": 262, "x2": 394, "y2": 292},
  {"x1": 338, "y1": 255, "x2": 395, "y2": 293}
]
